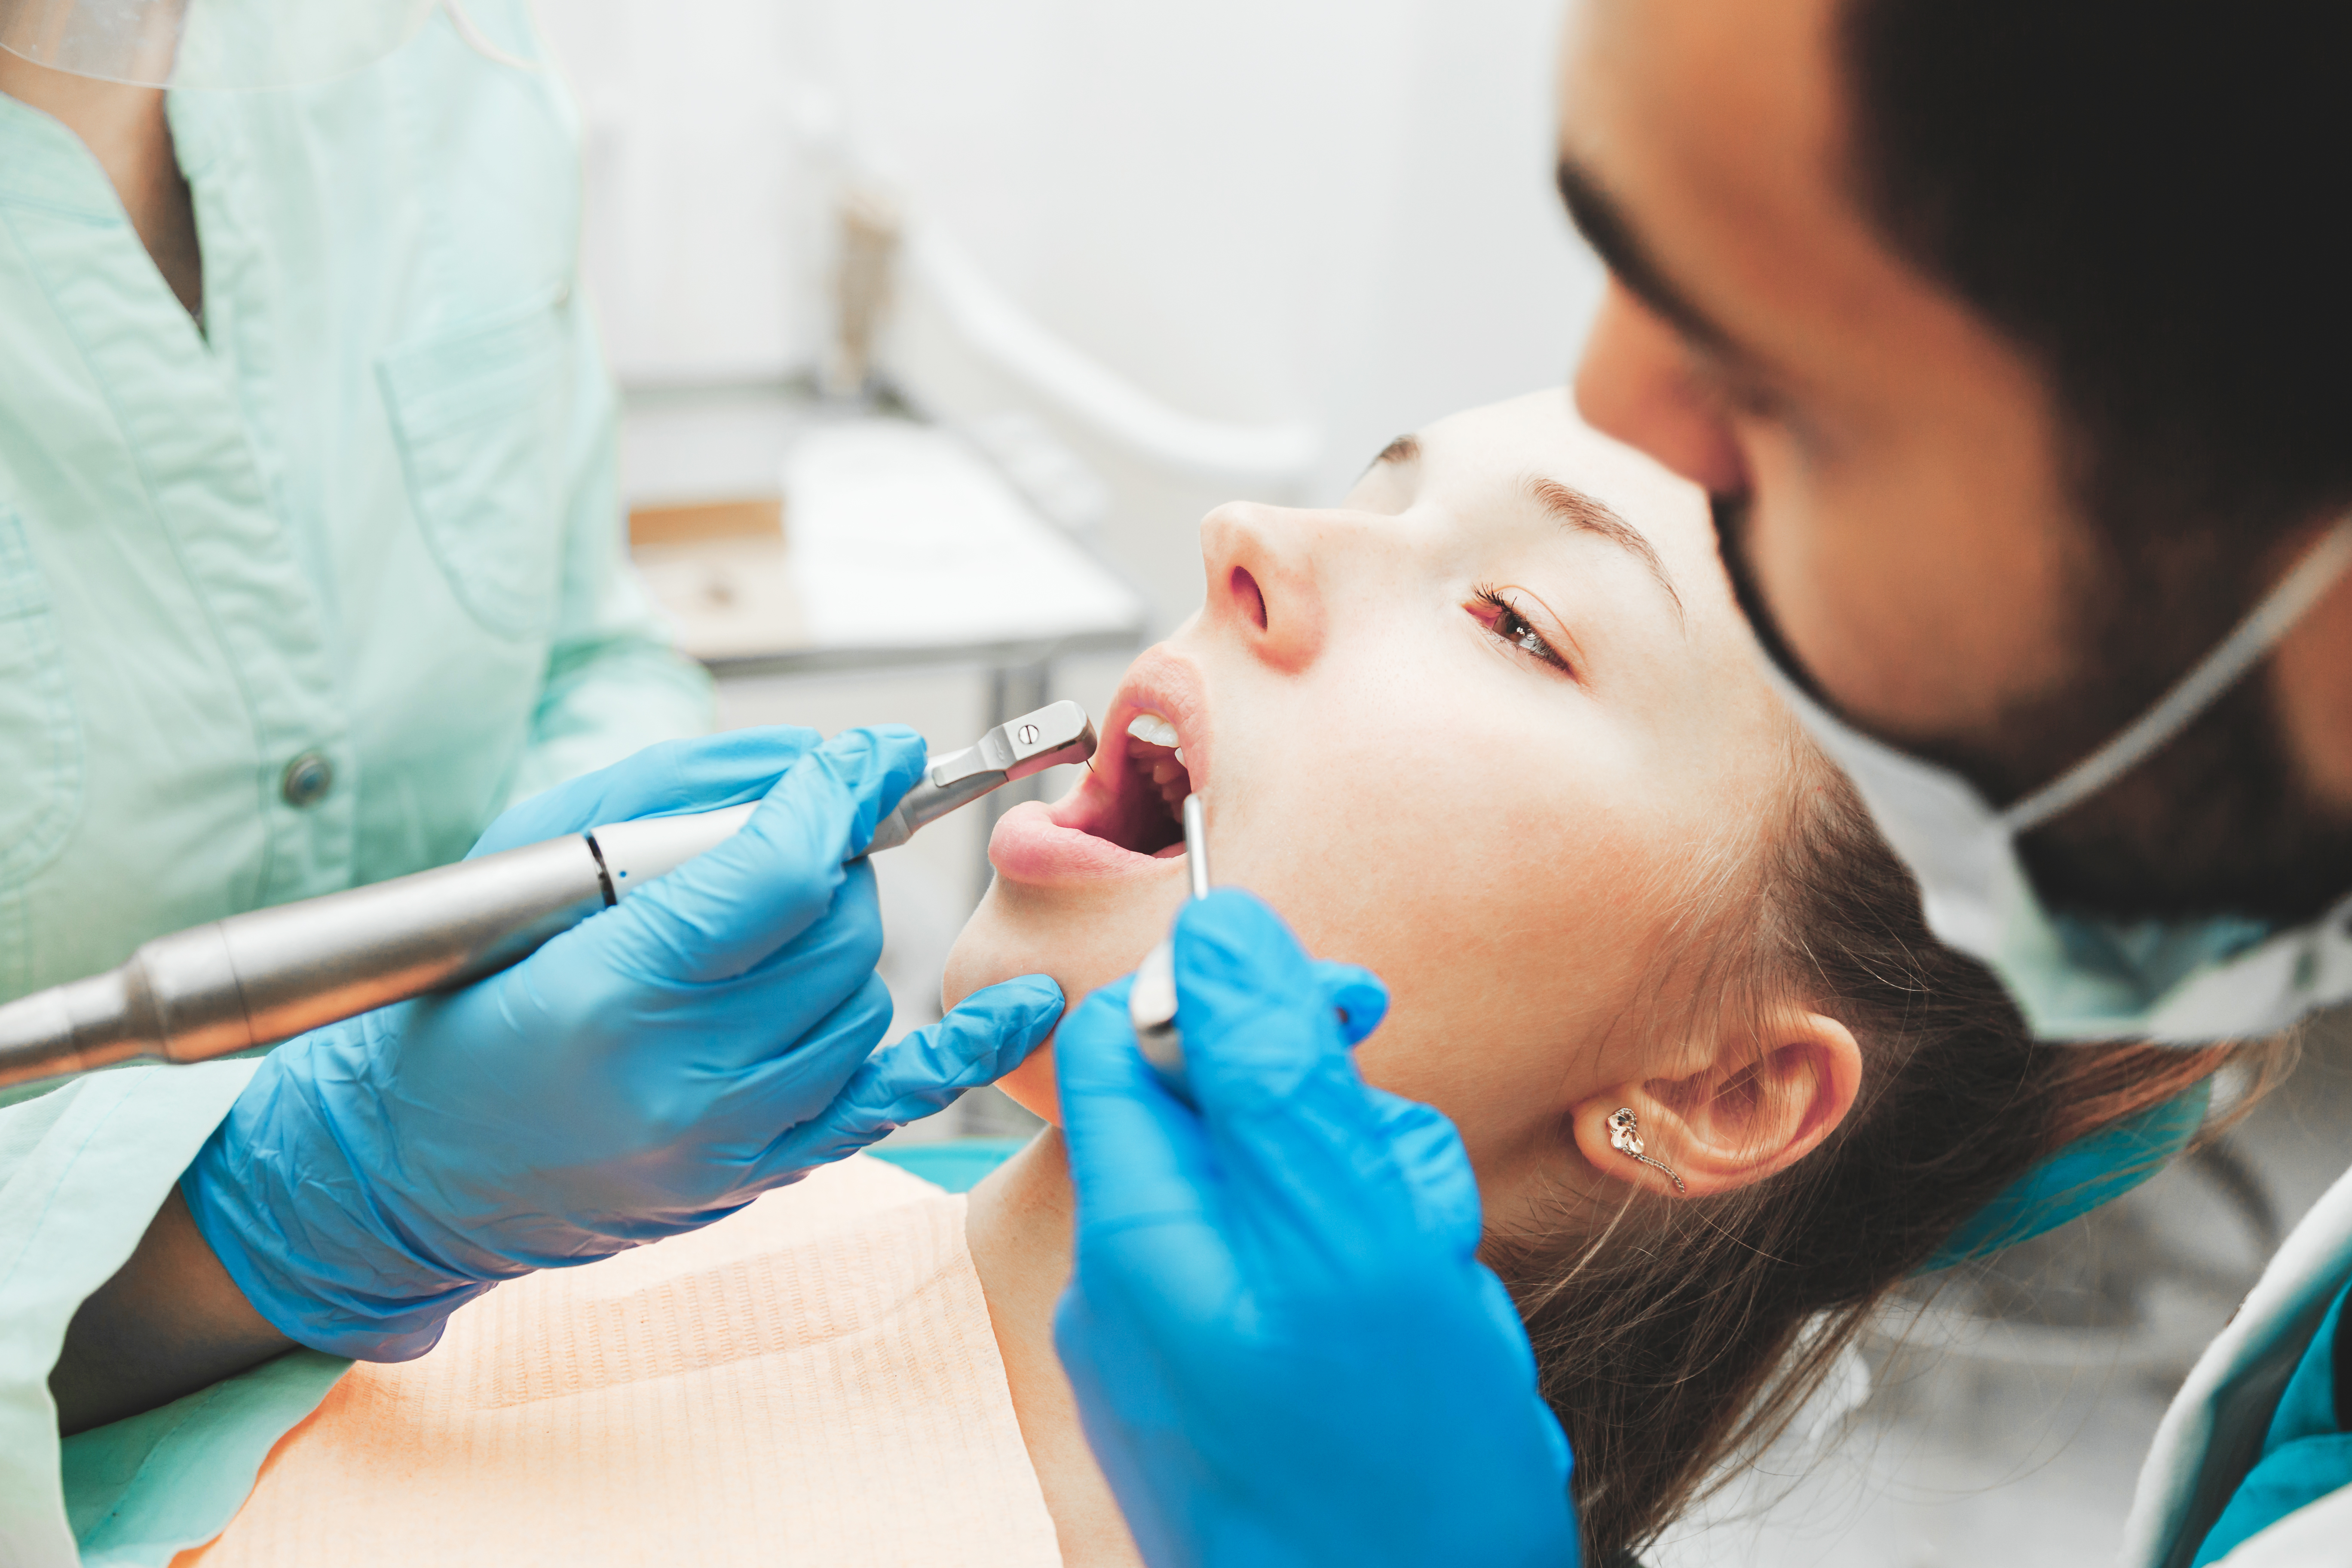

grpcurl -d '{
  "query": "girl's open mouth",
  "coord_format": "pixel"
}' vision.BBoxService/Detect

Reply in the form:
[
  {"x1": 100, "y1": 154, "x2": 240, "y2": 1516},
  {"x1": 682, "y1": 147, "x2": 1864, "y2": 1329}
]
[{"x1": 985, "y1": 652, "x2": 1207, "y2": 888}]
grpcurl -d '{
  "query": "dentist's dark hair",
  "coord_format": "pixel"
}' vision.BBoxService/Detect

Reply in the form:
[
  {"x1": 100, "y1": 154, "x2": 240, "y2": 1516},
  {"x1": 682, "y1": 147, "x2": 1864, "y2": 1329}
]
[
  {"x1": 1839, "y1": 0, "x2": 2347, "y2": 545},
  {"x1": 1832, "y1": 0, "x2": 2352, "y2": 931},
  {"x1": 1488, "y1": 737, "x2": 2283, "y2": 1562}
]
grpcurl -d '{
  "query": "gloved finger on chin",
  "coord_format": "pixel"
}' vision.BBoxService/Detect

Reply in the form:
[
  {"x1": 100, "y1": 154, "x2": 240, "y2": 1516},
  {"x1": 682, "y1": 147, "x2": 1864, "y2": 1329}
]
[
  {"x1": 889, "y1": 973, "x2": 1066, "y2": 1094},
  {"x1": 469, "y1": 727, "x2": 821, "y2": 858},
  {"x1": 763, "y1": 974, "x2": 1065, "y2": 1166},
  {"x1": 611, "y1": 729, "x2": 925, "y2": 981},
  {"x1": 742, "y1": 976, "x2": 1064, "y2": 1183}
]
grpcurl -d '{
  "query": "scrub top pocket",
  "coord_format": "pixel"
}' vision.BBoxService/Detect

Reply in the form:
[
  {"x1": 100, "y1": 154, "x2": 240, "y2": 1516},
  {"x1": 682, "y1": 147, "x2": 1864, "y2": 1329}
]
[
  {"x1": 377, "y1": 292, "x2": 573, "y2": 639},
  {"x1": 0, "y1": 504, "x2": 83, "y2": 888}
]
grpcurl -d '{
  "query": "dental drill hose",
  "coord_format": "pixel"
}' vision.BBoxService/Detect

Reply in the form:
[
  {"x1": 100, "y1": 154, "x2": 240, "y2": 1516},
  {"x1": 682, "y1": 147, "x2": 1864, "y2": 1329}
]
[{"x1": 0, "y1": 701, "x2": 1096, "y2": 1091}]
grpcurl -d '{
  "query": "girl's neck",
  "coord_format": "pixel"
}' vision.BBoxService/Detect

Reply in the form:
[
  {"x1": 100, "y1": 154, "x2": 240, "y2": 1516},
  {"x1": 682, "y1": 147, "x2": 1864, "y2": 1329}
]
[{"x1": 964, "y1": 1128, "x2": 1140, "y2": 1568}]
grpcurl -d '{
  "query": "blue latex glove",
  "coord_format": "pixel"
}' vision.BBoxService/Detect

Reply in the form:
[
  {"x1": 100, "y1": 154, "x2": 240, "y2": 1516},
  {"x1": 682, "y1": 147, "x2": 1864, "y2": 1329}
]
[
  {"x1": 184, "y1": 726, "x2": 1066, "y2": 1360},
  {"x1": 1054, "y1": 890, "x2": 1579, "y2": 1568}
]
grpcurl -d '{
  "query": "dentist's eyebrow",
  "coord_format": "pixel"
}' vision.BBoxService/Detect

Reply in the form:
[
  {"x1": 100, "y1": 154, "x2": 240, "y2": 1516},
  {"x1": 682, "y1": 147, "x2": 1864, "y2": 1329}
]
[
  {"x1": 1525, "y1": 474, "x2": 1686, "y2": 627},
  {"x1": 1557, "y1": 157, "x2": 1788, "y2": 390}
]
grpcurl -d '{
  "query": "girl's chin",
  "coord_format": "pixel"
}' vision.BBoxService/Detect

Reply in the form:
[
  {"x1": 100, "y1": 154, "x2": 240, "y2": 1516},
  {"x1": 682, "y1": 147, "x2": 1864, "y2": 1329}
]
[
  {"x1": 992, "y1": 1048, "x2": 1062, "y2": 1126},
  {"x1": 944, "y1": 874, "x2": 1179, "y2": 1133}
]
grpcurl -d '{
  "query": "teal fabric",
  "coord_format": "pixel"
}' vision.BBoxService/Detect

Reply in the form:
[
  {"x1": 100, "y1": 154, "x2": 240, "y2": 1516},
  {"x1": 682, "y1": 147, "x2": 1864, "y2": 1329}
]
[
  {"x1": 1920, "y1": 1080, "x2": 2211, "y2": 1273},
  {"x1": 867, "y1": 1136, "x2": 1032, "y2": 1194},
  {"x1": 0, "y1": 1063, "x2": 266, "y2": 1568},
  {"x1": 0, "y1": 0, "x2": 711, "y2": 1033},
  {"x1": 2190, "y1": 1279, "x2": 2352, "y2": 1565},
  {"x1": 64, "y1": 1349, "x2": 349, "y2": 1568}
]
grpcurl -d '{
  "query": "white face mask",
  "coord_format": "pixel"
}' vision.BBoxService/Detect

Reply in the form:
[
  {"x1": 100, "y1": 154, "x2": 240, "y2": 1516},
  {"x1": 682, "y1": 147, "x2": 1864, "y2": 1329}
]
[{"x1": 1755, "y1": 518, "x2": 2352, "y2": 1044}]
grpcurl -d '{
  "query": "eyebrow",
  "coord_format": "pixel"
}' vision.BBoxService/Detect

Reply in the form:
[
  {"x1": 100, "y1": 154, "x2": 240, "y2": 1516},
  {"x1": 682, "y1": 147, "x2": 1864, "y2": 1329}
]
[
  {"x1": 1523, "y1": 473, "x2": 1686, "y2": 626},
  {"x1": 1556, "y1": 157, "x2": 1749, "y2": 363},
  {"x1": 1371, "y1": 436, "x2": 1684, "y2": 624},
  {"x1": 1360, "y1": 433, "x2": 1419, "y2": 480}
]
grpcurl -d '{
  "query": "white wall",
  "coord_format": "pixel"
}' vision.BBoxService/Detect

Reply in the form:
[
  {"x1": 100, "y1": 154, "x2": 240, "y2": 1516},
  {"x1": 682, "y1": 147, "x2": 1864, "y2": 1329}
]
[
  {"x1": 536, "y1": 0, "x2": 832, "y2": 384},
  {"x1": 536, "y1": 0, "x2": 1605, "y2": 615}
]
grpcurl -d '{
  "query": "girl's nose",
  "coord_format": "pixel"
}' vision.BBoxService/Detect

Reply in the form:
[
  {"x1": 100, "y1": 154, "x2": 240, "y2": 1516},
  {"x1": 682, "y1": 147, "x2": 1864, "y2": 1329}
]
[
  {"x1": 1574, "y1": 279, "x2": 1750, "y2": 496},
  {"x1": 1197, "y1": 501, "x2": 1330, "y2": 673}
]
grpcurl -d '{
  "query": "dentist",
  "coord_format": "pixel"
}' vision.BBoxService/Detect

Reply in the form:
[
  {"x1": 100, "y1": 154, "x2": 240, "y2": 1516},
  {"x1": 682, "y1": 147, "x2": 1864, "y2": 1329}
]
[{"x1": 1050, "y1": 2, "x2": 2352, "y2": 1565}]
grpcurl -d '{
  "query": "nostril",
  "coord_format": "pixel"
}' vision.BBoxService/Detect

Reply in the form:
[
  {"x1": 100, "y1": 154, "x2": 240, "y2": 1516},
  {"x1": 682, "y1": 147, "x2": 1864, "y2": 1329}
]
[{"x1": 1231, "y1": 566, "x2": 1268, "y2": 632}]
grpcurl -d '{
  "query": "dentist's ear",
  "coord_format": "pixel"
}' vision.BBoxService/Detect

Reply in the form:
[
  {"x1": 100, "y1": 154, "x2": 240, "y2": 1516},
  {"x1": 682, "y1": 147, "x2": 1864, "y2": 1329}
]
[{"x1": 1572, "y1": 1011, "x2": 1862, "y2": 1199}]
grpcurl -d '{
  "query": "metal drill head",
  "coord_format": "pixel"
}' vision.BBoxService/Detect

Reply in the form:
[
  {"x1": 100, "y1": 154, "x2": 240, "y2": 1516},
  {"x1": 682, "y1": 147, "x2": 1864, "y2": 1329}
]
[
  {"x1": 866, "y1": 701, "x2": 1101, "y2": 856},
  {"x1": 996, "y1": 699, "x2": 1096, "y2": 780}
]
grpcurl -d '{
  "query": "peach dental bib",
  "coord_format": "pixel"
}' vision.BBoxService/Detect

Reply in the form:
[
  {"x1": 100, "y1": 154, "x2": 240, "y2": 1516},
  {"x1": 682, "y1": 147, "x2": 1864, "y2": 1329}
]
[{"x1": 174, "y1": 1157, "x2": 1060, "y2": 1568}]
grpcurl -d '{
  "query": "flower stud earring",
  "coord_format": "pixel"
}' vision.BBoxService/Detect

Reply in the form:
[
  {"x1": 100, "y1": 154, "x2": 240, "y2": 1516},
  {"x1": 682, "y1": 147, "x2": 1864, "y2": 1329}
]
[{"x1": 1606, "y1": 1107, "x2": 1686, "y2": 1196}]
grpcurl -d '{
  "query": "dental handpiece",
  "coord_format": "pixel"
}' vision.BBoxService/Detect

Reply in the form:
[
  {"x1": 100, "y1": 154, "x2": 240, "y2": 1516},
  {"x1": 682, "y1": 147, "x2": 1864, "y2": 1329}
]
[
  {"x1": 0, "y1": 701, "x2": 1096, "y2": 1092},
  {"x1": 1130, "y1": 793, "x2": 1210, "y2": 1102}
]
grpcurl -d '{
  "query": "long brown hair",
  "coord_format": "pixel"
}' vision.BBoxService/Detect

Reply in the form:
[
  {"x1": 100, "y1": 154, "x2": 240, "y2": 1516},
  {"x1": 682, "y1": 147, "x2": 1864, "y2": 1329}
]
[{"x1": 1489, "y1": 731, "x2": 2284, "y2": 1562}]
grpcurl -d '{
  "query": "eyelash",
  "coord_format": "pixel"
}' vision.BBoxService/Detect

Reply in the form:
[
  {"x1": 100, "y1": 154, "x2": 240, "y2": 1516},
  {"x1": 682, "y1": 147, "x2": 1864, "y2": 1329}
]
[{"x1": 1471, "y1": 586, "x2": 1571, "y2": 674}]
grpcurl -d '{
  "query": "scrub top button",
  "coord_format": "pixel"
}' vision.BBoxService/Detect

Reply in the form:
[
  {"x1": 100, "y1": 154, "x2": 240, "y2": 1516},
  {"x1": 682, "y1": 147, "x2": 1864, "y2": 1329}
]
[{"x1": 281, "y1": 750, "x2": 334, "y2": 808}]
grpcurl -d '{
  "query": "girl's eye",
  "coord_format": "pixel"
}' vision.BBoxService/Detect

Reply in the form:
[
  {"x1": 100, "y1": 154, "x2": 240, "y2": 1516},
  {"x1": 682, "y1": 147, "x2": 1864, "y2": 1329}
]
[{"x1": 1470, "y1": 587, "x2": 1571, "y2": 674}]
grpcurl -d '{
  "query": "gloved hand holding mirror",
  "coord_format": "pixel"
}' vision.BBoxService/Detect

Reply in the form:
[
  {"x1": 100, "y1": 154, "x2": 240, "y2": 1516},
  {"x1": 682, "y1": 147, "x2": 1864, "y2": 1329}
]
[{"x1": 1052, "y1": 891, "x2": 1583, "y2": 1568}]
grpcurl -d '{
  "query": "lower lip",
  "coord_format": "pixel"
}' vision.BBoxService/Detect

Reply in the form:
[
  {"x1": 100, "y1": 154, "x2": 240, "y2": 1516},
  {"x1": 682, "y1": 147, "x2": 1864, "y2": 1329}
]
[{"x1": 988, "y1": 800, "x2": 1182, "y2": 888}]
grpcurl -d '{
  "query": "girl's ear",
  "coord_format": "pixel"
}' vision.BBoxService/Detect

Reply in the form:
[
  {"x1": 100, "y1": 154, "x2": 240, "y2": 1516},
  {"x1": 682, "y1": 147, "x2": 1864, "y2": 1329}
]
[{"x1": 1572, "y1": 1011, "x2": 1862, "y2": 1199}]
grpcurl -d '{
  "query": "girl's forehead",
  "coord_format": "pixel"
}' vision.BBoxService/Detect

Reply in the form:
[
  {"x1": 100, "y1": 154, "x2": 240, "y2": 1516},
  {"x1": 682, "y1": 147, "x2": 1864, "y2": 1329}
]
[
  {"x1": 1419, "y1": 395, "x2": 1704, "y2": 529},
  {"x1": 1411, "y1": 401, "x2": 1720, "y2": 589}
]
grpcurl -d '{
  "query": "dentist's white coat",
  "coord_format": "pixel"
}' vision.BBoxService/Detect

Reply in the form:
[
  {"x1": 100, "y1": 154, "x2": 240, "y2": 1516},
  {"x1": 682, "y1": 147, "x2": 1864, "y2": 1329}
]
[{"x1": 2124, "y1": 1161, "x2": 2352, "y2": 1566}]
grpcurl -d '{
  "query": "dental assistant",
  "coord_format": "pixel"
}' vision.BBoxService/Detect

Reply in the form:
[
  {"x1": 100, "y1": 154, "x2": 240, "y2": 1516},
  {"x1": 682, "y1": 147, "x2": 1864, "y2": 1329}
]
[
  {"x1": 0, "y1": 0, "x2": 713, "y2": 1016},
  {"x1": 1050, "y1": 2, "x2": 2352, "y2": 1565},
  {"x1": 0, "y1": 3, "x2": 1063, "y2": 1558}
]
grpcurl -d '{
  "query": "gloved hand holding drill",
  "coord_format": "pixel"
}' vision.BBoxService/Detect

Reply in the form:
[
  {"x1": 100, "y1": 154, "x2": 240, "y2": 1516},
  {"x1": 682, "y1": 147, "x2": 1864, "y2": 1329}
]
[{"x1": 179, "y1": 726, "x2": 1065, "y2": 1358}]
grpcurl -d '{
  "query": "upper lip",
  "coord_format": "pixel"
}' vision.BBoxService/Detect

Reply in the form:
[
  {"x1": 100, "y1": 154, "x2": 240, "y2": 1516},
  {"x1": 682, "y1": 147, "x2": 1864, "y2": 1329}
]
[{"x1": 1051, "y1": 644, "x2": 1213, "y2": 846}]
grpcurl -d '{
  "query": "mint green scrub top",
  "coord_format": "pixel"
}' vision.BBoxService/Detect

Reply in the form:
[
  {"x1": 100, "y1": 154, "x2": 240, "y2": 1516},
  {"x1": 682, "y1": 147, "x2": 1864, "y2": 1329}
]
[
  {"x1": 0, "y1": 0, "x2": 711, "y2": 1016},
  {"x1": 0, "y1": 5, "x2": 711, "y2": 1560}
]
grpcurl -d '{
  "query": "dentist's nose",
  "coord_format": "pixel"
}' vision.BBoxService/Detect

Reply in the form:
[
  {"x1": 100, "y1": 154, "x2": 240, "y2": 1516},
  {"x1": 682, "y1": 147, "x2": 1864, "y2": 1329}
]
[
  {"x1": 1574, "y1": 279, "x2": 1750, "y2": 496},
  {"x1": 1198, "y1": 502, "x2": 1329, "y2": 672}
]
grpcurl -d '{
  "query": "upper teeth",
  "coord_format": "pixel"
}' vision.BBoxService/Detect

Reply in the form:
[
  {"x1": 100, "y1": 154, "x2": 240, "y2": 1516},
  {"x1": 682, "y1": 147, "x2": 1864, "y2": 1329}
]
[{"x1": 1127, "y1": 712, "x2": 1185, "y2": 763}]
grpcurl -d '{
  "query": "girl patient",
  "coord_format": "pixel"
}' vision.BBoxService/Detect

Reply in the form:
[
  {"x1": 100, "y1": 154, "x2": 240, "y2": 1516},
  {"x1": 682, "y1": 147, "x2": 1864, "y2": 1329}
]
[{"x1": 174, "y1": 392, "x2": 2257, "y2": 1566}]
